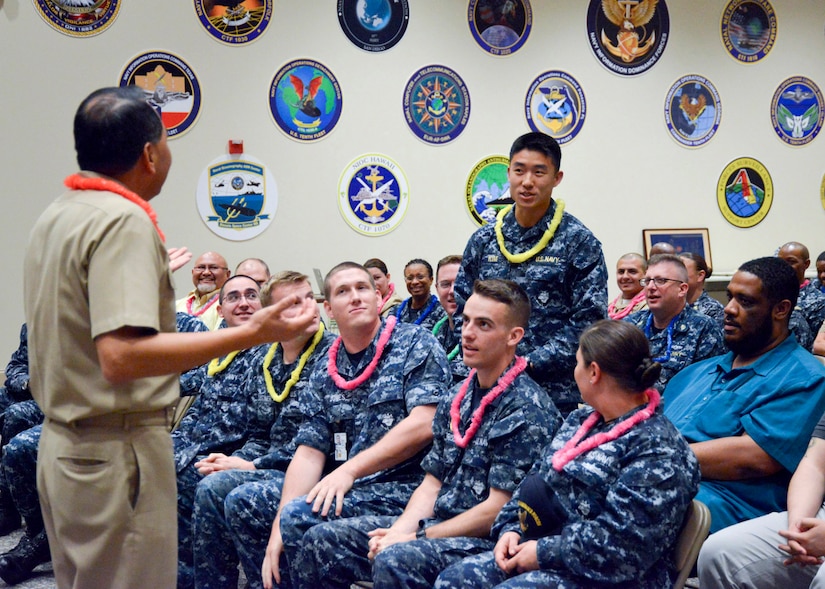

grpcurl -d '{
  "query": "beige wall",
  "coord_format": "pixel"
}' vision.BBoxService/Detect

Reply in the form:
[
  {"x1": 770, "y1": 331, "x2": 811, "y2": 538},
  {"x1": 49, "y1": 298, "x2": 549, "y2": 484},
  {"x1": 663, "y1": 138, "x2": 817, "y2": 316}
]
[{"x1": 1, "y1": 0, "x2": 824, "y2": 359}]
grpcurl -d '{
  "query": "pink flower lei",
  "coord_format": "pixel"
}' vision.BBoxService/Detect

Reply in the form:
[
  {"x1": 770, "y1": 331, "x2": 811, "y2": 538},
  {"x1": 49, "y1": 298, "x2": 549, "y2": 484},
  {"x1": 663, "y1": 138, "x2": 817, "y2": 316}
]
[
  {"x1": 186, "y1": 292, "x2": 219, "y2": 317},
  {"x1": 64, "y1": 173, "x2": 165, "y2": 242},
  {"x1": 450, "y1": 356, "x2": 528, "y2": 449},
  {"x1": 607, "y1": 290, "x2": 646, "y2": 320},
  {"x1": 378, "y1": 282, "x2": 396, "y2": 311},
  {"x1": 551, "y1": 388, "x2": 661, "y2": 471},
  {"x1": 327, "y1": 316, "x2": 397, "y2": 390}
]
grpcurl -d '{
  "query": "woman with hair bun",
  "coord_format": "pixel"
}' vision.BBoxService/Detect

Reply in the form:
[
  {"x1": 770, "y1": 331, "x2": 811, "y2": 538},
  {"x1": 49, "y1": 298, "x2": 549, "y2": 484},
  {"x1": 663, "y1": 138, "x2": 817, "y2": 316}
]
[{"x1": 436, "y1": 320, "x2": 700, "y2": 589}]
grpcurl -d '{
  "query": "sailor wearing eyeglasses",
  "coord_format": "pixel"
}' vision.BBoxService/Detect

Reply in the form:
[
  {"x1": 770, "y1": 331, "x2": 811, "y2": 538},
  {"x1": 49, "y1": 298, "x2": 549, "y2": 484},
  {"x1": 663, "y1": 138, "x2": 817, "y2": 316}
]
[
  {"x1": 173, "y1": 274, "x2": 272, "y2": 587},
  {"x1": 624, "y1": 254, "x2": 725, "y2": 392}
]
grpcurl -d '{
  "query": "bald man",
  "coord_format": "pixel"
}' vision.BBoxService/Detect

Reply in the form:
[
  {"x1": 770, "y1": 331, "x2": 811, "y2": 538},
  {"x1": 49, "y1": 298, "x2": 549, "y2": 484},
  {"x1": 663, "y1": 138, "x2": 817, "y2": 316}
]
[
  {"x1": 778, "y1": 241, "x2": 825, "y2": 336},
  {"x1": 177, "y1": 251, "x2": 231, "y2": 330}
]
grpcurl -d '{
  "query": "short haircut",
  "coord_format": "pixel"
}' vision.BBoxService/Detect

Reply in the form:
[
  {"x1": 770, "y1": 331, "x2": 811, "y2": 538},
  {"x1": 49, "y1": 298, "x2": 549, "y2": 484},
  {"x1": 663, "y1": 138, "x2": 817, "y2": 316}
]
[
  {"x1": 363, "y1": 258, "x2": 389, "y2": 276},
  {"x1": 738, "y1": 256, "x2": 799, "y2": 309},
  {"x1": 471, "y1": 279, "x2": 531, "y2": 329},
  {"x1": 647, "y1": 253, "x2": 688, "y2": 282},
  {"x1": 509, "y1": 132, "x2": 562, "y2": 171},
  {"x1": 323, "y1": 262, "x2": 375, "y2": 300},
  {"x1": 436, "y1": 255, "x2": 463, "y2": 277},
  {"x1": 404, "y1": 258, "x2": 434, "y2": 279},
  {"x1": 260, "y1": 271, "x2": 309, "y2": 307},
  {"x1": 679, "y1": 252, "x2": 712, "y2": 279},
  {"x1": 235, "y1": 257, "x2": 270, "y2": 275},
  {"x1": 218, "y1": 274, "x2": 259, "y2": 304},
  {"x1": 618, "y1": 252, "x2": 647, "y2": 272},
  {"x1": 579, "y1": 320, "x2": 662, "y2": 394},
  {"x1": 74, "y1": 86, "x2": 164, "y2": 177},
  {"x1": 779, "y1": 241, "x2": 810, "y2": 262},
  {"x1": 817, "y1": 251, "x2": 825, "y2": 264}
]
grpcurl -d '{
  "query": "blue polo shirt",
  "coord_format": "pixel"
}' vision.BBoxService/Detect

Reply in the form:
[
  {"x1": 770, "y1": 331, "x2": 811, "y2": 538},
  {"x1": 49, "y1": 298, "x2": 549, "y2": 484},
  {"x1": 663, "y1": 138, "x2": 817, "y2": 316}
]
[{"x1": 664, "y1": 334, "x2": 825, "y2": 532}]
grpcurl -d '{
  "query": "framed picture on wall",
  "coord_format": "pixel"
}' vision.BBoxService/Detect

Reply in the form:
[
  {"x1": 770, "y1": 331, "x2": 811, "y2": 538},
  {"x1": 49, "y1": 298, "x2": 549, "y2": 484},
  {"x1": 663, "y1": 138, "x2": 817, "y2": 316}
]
[{"x1": 642, "y1": 228, "x2": 712, "y2": 267}]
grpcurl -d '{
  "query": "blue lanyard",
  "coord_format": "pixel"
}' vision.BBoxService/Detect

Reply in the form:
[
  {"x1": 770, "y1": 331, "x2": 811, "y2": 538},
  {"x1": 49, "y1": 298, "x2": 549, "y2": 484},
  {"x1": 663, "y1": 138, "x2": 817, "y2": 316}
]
[
  {"x1": 396, "y1": 294, "x2": 438, "y2": 325},
  {"x1": 644, "y1": 313, "x2": 678, "y2": 363}
]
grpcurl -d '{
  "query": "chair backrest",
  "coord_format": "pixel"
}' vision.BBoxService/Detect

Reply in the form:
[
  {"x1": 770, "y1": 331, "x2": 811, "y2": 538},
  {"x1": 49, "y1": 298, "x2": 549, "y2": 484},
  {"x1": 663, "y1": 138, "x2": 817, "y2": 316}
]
[{"x1": 672, "y1": 499, "x2": 711, "y2": 589}]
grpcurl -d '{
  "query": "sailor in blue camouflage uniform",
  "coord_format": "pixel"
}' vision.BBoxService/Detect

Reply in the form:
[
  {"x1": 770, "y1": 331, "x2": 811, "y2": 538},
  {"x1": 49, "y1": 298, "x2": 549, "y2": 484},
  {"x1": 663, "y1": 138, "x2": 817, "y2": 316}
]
[
  {"x1": 434, "y1": 320, "x2": 701, "y2": 589},
  {"x1": 626, "y1": 254, "x2": 725, "y2": 392},
  {"x1": 290, "y1": 279, "x2": 562, "y2": 589},
  {"x1": 431, "y1": 255, "x2": 467, "y2": 383},
  {"x1": 395, "y1": 258, "x2": 447, "y2": 332},
  {"x1": 779, "y1": 242, "x2": 825, "y2": 335},
  {"x1": 189, "y1": 272, "x2": 335, "y2": 589},
  {"x1": 175, "y1": 275, "x2": 269, "y2": 589},
  {"x1": 241, "y1": 263, "x2": 449, "y2": 589},
  {"x1": 680, "y1": 252, "x2": 725, "y2": 327},
  {"x1": 454, "y1": 133, "x2": 607, "y2": 416}
]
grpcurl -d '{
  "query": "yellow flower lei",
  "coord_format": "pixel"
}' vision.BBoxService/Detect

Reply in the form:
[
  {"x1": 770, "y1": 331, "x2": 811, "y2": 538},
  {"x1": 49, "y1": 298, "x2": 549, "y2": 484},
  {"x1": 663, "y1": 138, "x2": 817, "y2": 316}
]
[
  {"x1": 263, "y1": 323, "x2": 325, "y2": 403},
  {"x1": 494, "y1": 200, "x2": 565, "y2": 264},
  {"x1": 207, "y1": 350, "x2": 242, "y2": 376}
]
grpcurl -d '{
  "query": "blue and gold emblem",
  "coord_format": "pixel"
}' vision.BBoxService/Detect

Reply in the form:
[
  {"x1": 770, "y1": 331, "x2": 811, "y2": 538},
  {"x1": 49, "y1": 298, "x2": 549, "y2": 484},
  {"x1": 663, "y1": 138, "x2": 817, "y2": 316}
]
[
  {"x1": 403, "y1": 65, "x2": 471, "y2": 145},
  {"x1": 269, "y1": 60, "x2": 343, "y2": 142},
  {"x1": 665, "y1": 75, "x2": 722, "y2": 148},
  {"x1": 33, "y1": 0, "x2": 120, "y2": 37},
  {"x1": 525, "y1": 71, "x2": 586, "y2": 144},
  {"x1": 721, "y1": 0, "x2": 776, "y2": 63},
  {"x1": 717, "y1": 157, "x2": 773, "y2": 228},
  {"x1": 120, "y1": 51, "x2": 202, "y2": 140},
  {"x1": 194, "y1": 0, "x2": 272, "y2": 45},
  {"x1": 338, "y1": 154, "x2": 409, "y2": 236},
  {"x1": 465, "y1": 155, "x2": 512, "y2": 226},
  {"x1": 196, "y1": 154, "x2": 277, "y2": 241},
  {"x1": 586, "y1": 0, "x2": 669, "y2": 76},
  {"x1": 337, "y1": 0, "x2": 409, "y2": 52},
  {"x1": 468, "y1": 0, "x2": 532, "y2": 56},
  {"x1": 771, "y1": 76, "x2": 823, "y2": 147}
]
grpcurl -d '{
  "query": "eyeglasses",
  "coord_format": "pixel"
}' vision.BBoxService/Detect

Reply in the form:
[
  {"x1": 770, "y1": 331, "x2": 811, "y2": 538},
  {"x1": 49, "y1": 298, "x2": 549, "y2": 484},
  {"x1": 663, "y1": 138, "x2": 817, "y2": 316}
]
[
  {"x1": 194, "y1": 265, "x2": 228, "y2": 273},
  {"x1": 639, "y1": 277, "x2": 684, "y2": 287},
  {"x1": 223, "y1": 289, "x2": 259, "y2": 304},
  {"x1": 405, "y1": 274, "x2": 429, "y2": 282},
  {"x1": 437, "y1": 281, "x2": 454, "y2": 290}
]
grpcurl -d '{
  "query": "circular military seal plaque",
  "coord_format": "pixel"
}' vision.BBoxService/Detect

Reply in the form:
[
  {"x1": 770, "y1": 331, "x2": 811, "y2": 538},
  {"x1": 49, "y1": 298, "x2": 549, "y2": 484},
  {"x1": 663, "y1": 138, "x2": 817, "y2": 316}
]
[
  {"x1": 269, "y1": 59, "x2": 343, "y2": 142},
  {"x1": 337, "y1": 0, "x2": 409, "y2": 52},
  {"x1": 119, "y1": 51, "x2": 202, "y2": 139},
  {"x1": 468, "y1": 0, "x2": 532, "y2": 56},
  {"x1": 33, "y1": 0, "x2": 120, "y2": 37},
  {"x1": 338, "y1": 153, "x2": 409, "y2": 236},
  {"x1": 664, "y1": 75, "x2": 722, "y2": 148},
  {"x1": 721, "y1": 0, "x2": 776, "y2": 63},
  {"x1": 196, "y1": 153, "x2": 278, "y2": 241},
  {"x1": 403, "y1": 65, "x2": 471, "y2": 145},
  {"x1": 525, "y1": 70, "x2": 586, "y2": 144},
  {"x1": 465, "y1": 155, "x2": 512, "y2": 226},
  {"x1": 716, "y1": 157, "x2": 773, "y2": 228},
  {"x1": 586, "y1": 0, "x2": 670, "y2": 76},
  {"x1": 193, "y1": 0, "x2": 272, "y2": 45},
  {"x1": 770, "y1": 76, "x2": 823, "y2": 146}
]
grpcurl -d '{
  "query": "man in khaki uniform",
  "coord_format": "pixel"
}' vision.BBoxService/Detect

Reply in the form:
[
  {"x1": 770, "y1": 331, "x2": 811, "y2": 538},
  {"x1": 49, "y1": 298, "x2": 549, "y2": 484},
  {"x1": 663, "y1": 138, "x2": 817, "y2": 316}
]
[
  {"x1": 23, "y1": 86, "x2": 314, "y2": 589},
  {"x1": 176, "y1": 251, "x2": 232, "y2": 330}
]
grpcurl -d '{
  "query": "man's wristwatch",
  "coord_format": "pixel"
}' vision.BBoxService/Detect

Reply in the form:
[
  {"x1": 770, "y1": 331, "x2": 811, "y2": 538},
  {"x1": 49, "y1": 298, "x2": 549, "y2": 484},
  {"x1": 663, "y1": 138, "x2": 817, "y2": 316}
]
[{"x1": 416, "y1": 521, "x2": 427, "y2": 540}]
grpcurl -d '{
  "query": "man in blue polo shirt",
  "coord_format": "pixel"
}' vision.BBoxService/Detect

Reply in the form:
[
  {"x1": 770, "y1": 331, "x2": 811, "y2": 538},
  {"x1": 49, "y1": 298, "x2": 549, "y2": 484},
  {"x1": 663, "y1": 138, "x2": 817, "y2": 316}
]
[{"x1": 664, "y1": 256, "x2": 825, "y2": 533}]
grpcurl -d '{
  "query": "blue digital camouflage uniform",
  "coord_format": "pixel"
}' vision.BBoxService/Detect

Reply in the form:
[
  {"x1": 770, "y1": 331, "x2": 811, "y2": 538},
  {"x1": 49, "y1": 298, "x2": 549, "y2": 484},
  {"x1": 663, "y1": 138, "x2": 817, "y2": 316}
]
[
  {"x1": 227, "y1": 319, "x2": 450, "y2": 589},
  {"x1": 3, "y1": 425, "x2": 42, "y2": 536},
  {"x1": 625, "y1": 305, "x2": 726, "y2": 392},
  {"x1": 395, "y1": 294, "x2": 447, "y2": 332},
  {"x1": 797, "y1": 281, "x2": 825, "y2": 334},
  {"x1": 175, "y1": 345, "x2": 267, "y2": 589},
  {"x1": 454, "y1": 203, "x2": 608, "y2": 415},
  {"x1": 431, "y1": 318, "x2": 467, "y2": 385},
  {"x1": 790, "y1": 308, "x2": 814, "y2": 351},
  {"x1": 690, "y1": 291, "x2": 725, "y2": 327},
  {"x1": 190, "y1": 328, "x2": 335, "y2": 589},
  {"x1": 434, "y1": 404, "x2": 701, "y2": 589},
  {"x1": 176, "y1": 312, "x2": 210, "y2": 397},
  {"x1": 291, "y1": 365, "x2": 563, "y2": 589}
]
